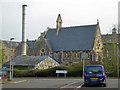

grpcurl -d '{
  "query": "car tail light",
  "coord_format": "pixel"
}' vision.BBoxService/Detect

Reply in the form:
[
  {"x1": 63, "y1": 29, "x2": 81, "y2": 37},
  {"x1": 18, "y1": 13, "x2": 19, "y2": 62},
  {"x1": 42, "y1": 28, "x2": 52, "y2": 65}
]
[
  {"x1": 84, "y1": 71, "x2": 86, "y2": 77},
  {"x1": 103, "y1": 71, "x2": 105, "y2": 77}
]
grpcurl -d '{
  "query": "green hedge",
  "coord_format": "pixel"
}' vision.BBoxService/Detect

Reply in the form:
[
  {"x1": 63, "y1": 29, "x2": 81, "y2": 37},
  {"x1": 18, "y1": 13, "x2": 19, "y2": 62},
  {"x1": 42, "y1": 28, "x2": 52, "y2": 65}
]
[
  {"x1": 7, "y1": 61, "x2": 118, "y2": 77},
  {"x1": 14, "y1": 65, "x2": 31, "y2": 70},
  {"x1": 11, "y1": 62, "x2": 90, "y2": 77}
]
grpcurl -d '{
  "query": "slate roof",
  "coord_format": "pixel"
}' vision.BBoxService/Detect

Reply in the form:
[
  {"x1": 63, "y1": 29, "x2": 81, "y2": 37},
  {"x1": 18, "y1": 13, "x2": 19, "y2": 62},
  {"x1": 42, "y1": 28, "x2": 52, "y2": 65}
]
[
  {"x1": 4, "y1": 55, "x2": 48, "y2": 66},
  {"x1": 27, "y1": 40, "x2": 36, "y2": 49},
  {"x1": 44, "y1": 39, "x2": 53, "y2": 52},
  {"x1": 45, "y1": 24, "x2": 97, "y2": 51}
]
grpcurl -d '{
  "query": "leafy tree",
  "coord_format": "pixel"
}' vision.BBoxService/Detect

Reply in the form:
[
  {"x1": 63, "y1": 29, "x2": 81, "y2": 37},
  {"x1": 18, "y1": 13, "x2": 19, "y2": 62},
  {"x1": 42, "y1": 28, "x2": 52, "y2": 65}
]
[
  {"x1": 1, "y1": 49, "x2": 5, "y2": 64},
  {"x1": 0, "y1": 42, "x2": 5, "y2": 68},
  {"x1": 102, "y1": 33, "x2": 118, "y2": 76}
]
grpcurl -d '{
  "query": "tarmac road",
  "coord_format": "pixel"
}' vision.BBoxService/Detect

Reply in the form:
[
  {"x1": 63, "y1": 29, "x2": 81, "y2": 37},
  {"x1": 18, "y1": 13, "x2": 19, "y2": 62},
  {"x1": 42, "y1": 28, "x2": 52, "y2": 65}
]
[
  {"x1": 2, "y1": 77, "x2": 82, "y2": 88},
  {"x1": 2, "y1": 77, "x2": 119, "y2": 89},
  {"x1": 59, "y1": 78, "x2": 118, "y2": 89}
]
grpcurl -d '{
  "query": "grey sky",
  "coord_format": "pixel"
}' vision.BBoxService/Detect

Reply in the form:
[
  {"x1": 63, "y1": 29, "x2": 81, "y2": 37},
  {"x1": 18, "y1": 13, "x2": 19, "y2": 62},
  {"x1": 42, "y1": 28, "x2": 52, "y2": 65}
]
[{"x1": 1, "y1": 0, "x2": 119, "y2": 42}]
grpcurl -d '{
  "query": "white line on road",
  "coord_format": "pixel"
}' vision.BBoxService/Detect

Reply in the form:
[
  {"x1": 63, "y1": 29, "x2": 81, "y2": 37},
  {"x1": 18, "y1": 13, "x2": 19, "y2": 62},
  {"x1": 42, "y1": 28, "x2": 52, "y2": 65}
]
[
  {"x1": 60, "y1": 82, "x2": 77, "y2": 88},
  {"x1": 76, "y1": 83, "x2": 84, "y2": 88}
]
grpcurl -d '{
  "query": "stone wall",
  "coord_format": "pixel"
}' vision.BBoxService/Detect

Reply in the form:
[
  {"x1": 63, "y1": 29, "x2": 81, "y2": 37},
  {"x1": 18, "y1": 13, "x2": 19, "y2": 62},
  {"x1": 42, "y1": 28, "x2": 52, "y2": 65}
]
[
  {"x1": 93, "y1": 25, "x2": 103, "y2": 62},
  {"x1": 34, "y1": 56, "x2": 60, "y2": 69},
  {"x1": 36, "y1": 39, "x2": 52, "y2": 56},
  {"x1": 52, "y1": 51, "x2": 92, "y2": 65}
]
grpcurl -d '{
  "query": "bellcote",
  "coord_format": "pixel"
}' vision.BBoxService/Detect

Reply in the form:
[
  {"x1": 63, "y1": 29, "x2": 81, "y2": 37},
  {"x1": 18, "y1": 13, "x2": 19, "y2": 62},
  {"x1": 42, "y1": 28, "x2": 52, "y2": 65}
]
[
  {"x1": 56, "y1": 14, "x2": 62, "y2": 36},
  {"x1": 56, "y1": 14, "x2": 62, "y2": 28},
  {"x1": 97, "y1": 19, "x2": 99, "y2": 25}
]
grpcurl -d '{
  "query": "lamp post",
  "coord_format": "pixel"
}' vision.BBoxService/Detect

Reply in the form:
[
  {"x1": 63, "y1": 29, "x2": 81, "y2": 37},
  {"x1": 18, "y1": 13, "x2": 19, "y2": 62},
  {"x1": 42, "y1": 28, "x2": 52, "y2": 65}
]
[
  {"x1": 117, "y1": 43, "x2": 119, "y2": 78},
  {"x1": 83, "y1": 57, "x2": 85, "y2": 81},
  {"x1": 10, "y1": 37, "x2": 14, "y2": 81},
  {"x1": 81, "y1": 52, "x2": 87, "y2": 81}
]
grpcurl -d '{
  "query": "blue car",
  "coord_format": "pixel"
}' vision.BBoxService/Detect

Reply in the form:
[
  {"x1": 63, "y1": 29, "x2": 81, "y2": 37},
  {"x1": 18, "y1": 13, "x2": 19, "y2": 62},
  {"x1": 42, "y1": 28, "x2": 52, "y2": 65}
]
[{"x1": 84, "y1": 65, "x2": 106, "y2": 87}]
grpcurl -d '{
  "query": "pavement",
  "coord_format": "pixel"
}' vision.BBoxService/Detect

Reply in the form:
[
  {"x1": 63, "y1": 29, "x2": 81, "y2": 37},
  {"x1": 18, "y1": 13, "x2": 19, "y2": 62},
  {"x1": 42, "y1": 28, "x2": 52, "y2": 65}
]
[{"x1": 0, "y1": 79, "x2": 27, "y2": 84}]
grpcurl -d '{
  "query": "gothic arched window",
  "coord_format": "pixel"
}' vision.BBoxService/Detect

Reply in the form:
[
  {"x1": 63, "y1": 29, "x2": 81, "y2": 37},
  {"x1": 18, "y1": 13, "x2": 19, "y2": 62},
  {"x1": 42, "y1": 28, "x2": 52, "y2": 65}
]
[{"x1": 40, "y1": 48, "x2": 46, "y2": 56}]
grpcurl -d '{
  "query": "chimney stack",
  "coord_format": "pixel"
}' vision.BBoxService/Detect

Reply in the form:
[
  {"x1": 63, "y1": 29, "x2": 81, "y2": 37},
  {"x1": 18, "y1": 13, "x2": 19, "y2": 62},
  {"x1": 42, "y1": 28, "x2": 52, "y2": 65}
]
[{"x1": 21, "y1": 5, "x2": 27, "y2": 55}]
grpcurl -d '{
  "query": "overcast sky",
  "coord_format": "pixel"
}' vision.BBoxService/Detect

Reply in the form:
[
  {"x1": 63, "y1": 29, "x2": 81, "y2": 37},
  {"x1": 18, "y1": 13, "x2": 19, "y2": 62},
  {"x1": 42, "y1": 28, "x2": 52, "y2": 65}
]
[{"x1": 0, "y1": 0, "x2": 119, "y2": 42}]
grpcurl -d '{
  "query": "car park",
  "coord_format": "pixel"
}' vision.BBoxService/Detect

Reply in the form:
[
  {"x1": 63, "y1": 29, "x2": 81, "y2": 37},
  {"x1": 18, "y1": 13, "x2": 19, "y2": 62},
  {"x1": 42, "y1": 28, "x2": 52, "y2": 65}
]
[{"x1": 84, "y1": 65, "x2": 106, "y2": 87}]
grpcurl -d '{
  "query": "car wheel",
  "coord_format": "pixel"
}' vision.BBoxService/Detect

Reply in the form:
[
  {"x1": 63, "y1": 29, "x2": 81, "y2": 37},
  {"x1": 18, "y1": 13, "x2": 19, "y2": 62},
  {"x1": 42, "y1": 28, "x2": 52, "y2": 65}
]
[
  {"x1": 102, "y1": 83, "x2": 106, "y2": 87},
  {"x1": 84, "y1": 83, "x2": 89, "y2": 87},
  {"x1": 84, "y1": 83, "x2": 87, "y2": 87}
]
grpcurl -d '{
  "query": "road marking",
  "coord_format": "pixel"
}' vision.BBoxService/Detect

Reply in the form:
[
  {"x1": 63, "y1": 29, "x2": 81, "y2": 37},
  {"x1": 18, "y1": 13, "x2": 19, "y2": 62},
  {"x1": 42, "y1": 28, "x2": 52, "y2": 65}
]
[
  {"x1": 76, "y1": 85, "x2": 82, "y2": 88},
  {"x1": 60, "y1": 82, "x2": 77, "y2": 88},
  {"x1": 76, "y1": 83, "x2": 84, "y2": 88}
]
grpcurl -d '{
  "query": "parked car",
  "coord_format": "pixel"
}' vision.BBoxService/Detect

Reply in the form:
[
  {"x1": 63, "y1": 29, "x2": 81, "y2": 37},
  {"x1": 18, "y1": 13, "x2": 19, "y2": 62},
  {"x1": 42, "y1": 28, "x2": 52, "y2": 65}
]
[
  {"x1": 84, "y1": 65, "x2": 106, "y2": 87},
  {"x1": 0, "y1": 72, "x2": 3, "y2": 80}
]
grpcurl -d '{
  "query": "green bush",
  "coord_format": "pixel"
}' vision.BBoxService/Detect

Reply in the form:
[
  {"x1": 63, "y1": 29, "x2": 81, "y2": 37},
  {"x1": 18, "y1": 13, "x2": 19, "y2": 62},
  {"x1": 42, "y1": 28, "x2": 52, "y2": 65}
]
[{"x1": 103, "y1": 64, "x2": 117, "y2": 77}]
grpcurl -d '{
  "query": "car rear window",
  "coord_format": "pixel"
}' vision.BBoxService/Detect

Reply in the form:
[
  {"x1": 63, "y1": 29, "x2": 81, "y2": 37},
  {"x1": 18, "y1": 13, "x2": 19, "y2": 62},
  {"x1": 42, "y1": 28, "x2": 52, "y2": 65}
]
[{"x1": 86, "y1": 66, "x2": 102, "y2": 73}]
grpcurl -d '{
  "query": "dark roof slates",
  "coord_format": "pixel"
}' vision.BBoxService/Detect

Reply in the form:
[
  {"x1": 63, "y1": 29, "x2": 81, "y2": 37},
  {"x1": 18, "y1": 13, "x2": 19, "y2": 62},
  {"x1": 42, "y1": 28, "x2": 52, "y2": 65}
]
[{"x1": 45, "y1": 24, "x2": 97, "y2": 51}]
